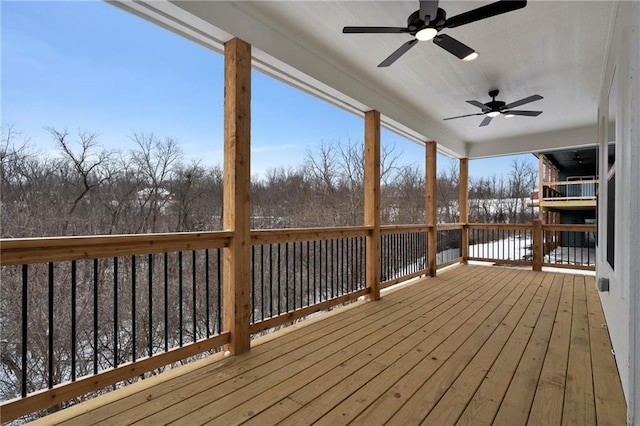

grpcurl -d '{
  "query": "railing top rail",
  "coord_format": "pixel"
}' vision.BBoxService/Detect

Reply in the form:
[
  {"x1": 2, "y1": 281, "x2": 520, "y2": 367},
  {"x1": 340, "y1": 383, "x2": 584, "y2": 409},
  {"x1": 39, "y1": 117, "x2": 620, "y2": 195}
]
[
  {"x1": 250, "y1": 226, "x2": 371, "y2": 245},
  {"x1": 435, "y1": 223, "x2": 464, "y2": 231},
  {"x1": 380, "y1": 224, "x2": 430, "y2": 234},
  {"x1": 467, "y1": 223, "x2": 533, "y2": 230},
  {"x1": 0, "y1": 231, "x2": 233, "y2": 266},
  {"x1": 542, "y1": 224, "x2": 596, "y2": 232},
  {"x1": 543, "y1": 179, "x2": 599, "y2": 185}
]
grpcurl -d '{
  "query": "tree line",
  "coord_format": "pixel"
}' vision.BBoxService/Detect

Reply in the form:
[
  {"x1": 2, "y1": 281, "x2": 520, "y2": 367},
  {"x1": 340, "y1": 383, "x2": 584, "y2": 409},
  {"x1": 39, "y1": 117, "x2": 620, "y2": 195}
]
[{"x1": 1, "y1": 126, "x2": 537, "y2": 239}]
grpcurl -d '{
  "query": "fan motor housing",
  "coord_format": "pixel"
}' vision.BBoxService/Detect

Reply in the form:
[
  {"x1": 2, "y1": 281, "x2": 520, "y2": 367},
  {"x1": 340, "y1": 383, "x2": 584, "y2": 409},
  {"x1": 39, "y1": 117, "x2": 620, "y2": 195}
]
[{"x1": 486, "y1": 100, "x2": 506, "y2": 110}]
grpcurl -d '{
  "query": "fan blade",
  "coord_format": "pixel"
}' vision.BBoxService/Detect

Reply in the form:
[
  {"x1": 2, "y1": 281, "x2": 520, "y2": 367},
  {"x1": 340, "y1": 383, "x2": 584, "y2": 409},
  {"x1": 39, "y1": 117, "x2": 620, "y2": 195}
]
[
  {"x1": 419, "y1": 0, "x2": 439, "y2": 22},
  {"x1": 343, "y1": 26, "x2": 409, "y2": 34},
  {"x1": 433, "y1": 34, "x2": 475, "y2": 60},
  {"x1": 504, "y1": 110, "x2": 542, "y2": 116},
  {"x1": 503, "y1": 94, "x2": 543, "y2": 109},
  {"x1": 443, "y1": 112, "x2": 485, "y2": 120},
  {"x1": 378, "y1": 39, "x2": 419, "y2": 67},
  {"x1": 479, "y1": 116, "x2": 494, "y2": 127},
  {"x1": 445, "y1": 0, "x2": 527, "y2": 29},
  {"x1": 466, "y1": 100, "x2": 489, "y2": 111}
]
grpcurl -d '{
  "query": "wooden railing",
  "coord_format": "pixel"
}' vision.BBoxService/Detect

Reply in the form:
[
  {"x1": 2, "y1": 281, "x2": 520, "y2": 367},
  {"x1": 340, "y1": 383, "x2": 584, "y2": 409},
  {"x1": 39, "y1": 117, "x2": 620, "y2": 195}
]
[
  {"x1": 0, "y1": 225, "x2": 430, "y2": 421},
  {"x1": 0, "y1": 221, "x2": 595, "y2": 421}
]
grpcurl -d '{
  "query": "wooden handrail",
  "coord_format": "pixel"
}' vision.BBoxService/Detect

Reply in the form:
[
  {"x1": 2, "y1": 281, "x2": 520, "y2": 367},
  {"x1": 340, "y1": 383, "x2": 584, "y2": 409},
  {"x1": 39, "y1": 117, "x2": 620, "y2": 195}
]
[
  {"x1": 467, "y1": 223, "x2": 533, "y2": 230},
  {"x1": 542, "y1": 224, "x2": 596, "y2": 232},
  {"x1": 543, "y1": 179, "x2": 599, "y2": 185},
  {"x1": 380, "y1": 224, "x2": 430, "y2": 234},
  {"x1": 251, "y1": 226, "x2": 371, "y2": 245},
  {"x1": 0, "y1": 231, "x2": 233, "y2": 266}
]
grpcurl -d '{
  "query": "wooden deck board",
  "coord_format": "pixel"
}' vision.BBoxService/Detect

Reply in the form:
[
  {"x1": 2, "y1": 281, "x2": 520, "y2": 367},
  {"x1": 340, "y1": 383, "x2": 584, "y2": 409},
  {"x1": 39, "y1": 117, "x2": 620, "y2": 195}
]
[{"x1": 31, "y1": 265, "x2": 626, "y2": 426}]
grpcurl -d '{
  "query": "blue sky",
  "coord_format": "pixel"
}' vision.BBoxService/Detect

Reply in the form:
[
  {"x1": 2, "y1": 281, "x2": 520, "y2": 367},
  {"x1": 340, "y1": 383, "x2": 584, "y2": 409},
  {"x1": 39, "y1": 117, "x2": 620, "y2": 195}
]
[{"x1": 1, "y1": 1, "x2": 534, "y2": 180}]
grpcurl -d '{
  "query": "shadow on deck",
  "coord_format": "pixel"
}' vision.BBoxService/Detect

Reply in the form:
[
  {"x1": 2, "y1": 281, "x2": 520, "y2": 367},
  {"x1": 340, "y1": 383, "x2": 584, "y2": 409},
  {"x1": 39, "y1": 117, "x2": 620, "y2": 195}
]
[{"x1": 31, "y1": 265, "x2": 626, "y2": 425}]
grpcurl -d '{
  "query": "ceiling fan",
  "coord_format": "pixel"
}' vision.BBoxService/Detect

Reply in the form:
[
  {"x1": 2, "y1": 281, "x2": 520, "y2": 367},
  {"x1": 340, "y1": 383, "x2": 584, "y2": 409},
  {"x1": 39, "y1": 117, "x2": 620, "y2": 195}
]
[
  {"x1": 443, "y1": 90, "x2": 543, "y2": 127},
  {"x1": 342, "y1": 0, "x2": 527, "y2": 67}
]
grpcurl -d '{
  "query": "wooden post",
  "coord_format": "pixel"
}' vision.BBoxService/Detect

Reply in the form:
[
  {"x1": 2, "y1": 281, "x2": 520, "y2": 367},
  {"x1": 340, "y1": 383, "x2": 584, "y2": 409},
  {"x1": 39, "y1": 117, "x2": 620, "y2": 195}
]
[
  {"x1": 223, "y1": 38, "x2": 251, "y2": 355},
  {"x1": 426, "y1": 141, "x2": 437, "y2": 276},
  {"x1": 459, "y1": 158, "x2": 469, "y2": 264},
  {"x1": 532, "y1": 219, "x2": 543, "y2": 271},
  {"x1": 538, "y1": 154, "x2": 545, "y2": 221},
  {"x1": 364, "y1": 110, "x2": 381, "y2": 301}
]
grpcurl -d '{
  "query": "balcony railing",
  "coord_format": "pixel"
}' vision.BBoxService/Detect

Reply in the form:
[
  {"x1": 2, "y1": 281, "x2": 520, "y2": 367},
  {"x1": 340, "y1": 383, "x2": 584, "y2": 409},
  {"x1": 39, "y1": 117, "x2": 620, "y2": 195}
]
[
  {"x1": 541, "y1": 179, "x2": 598, "y2": 202},
  {"x1": 0, "y1": 222, "x2": 595, "y2": 421}
]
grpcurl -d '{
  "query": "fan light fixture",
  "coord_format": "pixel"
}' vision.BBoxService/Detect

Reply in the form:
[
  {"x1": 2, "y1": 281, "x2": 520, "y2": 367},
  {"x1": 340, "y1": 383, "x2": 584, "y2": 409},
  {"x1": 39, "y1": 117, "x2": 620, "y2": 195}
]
[
  {"x1": 505, "y1": 113, "x2": 515, "y2": 118},
  {"x1": 462, "y1": 52, "x2": 479, "y2": 61},
  {"x1": 416, "y1": 27, "x2": 438, "y2": 41},
  {"x1": 487, "y1": 111, "x2": 500, "y2": 118}
]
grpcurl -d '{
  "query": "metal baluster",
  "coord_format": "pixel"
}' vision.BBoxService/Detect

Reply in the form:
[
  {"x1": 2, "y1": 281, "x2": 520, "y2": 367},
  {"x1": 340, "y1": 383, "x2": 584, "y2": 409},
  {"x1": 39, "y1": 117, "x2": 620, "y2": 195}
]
[
  {"x1": 179, "y1": 251, "x2": 183, "y2": 346},
  {"x1": 71, "y1": 260, "x2": 77, "y2": 380},
  {"x1": 21, "y1": 265, "x2": 28, "y2": 397},
  {"x1": 192, "y1": 251, "x2": 197, "y2": 342},
  {"x1": 113, "y1": 258, "x2": 118, "y2": 368},
  {"x1": 132, "y1": 256, "x2": 136, "y2": 362},
  {"x1": 149, "y1": 254, "x2": 154, "y2": 356},
  {"x1": 93, "y1": 259, "x2": 98, "y2": 375},
  {"x1": 205, "y1": 250, "x2": 210, "y2": 338},
  {"x1": 164, "y1": 253, "x2": 169, "y2": 352}
]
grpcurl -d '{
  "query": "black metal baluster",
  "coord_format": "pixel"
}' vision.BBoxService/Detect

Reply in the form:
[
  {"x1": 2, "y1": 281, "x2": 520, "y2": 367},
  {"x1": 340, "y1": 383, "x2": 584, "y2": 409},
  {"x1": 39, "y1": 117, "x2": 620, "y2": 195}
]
[
  {"x1": 251, "y1": 246, "x2": 256, "y2": 323},
  {"x1": 205, "y1": 250, "x2": 210, "y2": 338},
  {"x1": 71, "y1": 260, "x2": 77, "y2": 380},
  {"x1": 132, "y1": 256, "x2": 136, "y2": 362},
  {"x1": 293, "y1": 241, "x2": 296, "y2": 310},
  {"x1": 217, "y1": 249, "x2": 222, "y2": 334},
  {"x1": 313, "y1": 240, "x2": 317, "y2": 304},
  {"x1": 277, "y1": 244, "x2": 281, "y2": 315},
  {"x1": 164, "y1": 253, "x2": 169, "y2": 352},
  {"x1": 261, "y1": 245, "x2": 265, "y2": 320},
  {"x1": 300, "y1": 241, "x2": 304, "y2": 307},
  {"x1": 306, "y1": 241, "x2": 310, "y2": 307},
  {"x1": 269, "y1": 244, "x2": 273, "y2": 318},
  {"x1": 21, "y1": 265, "x2": 28, "y2": 397},
  {"x1": 285, "y1": 243, "x2": 289, "y2": 312},
  {"x1": 179, "y1": 251, "x2": 183, "y2": 346},
  {"x1": 192, "y1": 251, "x2": 197, "y2": 342},
  {"x1": 93, "y1": 259, "x2": 98, "y2": 375},
  {"x1": 323, "y1": 239, "x2": 328, "y2": 301},
  {"x1": 113, "y1": 258, "x2": 118, "y2": 368},
  {"x1": 48, "y1": 262, "x2": 54, "y2": 388},
  {"x1": 149, "y1": 254, "x2": 153, "y2": 356}
]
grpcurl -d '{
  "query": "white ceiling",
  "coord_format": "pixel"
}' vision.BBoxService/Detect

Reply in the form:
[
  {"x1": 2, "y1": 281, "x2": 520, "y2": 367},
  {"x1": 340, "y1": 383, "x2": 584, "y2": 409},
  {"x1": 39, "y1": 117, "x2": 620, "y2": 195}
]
[{"x1": 112, "y1": 0, "x2": 616, "y2": 159}]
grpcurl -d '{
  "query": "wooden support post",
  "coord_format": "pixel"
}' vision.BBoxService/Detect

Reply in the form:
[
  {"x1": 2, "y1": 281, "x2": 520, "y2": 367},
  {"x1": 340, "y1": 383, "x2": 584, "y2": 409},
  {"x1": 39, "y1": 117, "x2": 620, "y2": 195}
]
[
  {"x1": 364, "y1": 110, "x2": 381, "y2": 301},
  {"x1": 532, "y1": 219, "x2": 543, "y2": 271},
  {"x1": 538, "y1": 154, "x2": 545, "y2": 221},
  {"x1": 426, "y1": 141, "x2": 437, "y2": 276},
  {"x1": 223, "y1": 38, "x2": 251, "y2": 355},
  {"x1": 459, "y1": 158, "x2": 469, "y2": 264}
]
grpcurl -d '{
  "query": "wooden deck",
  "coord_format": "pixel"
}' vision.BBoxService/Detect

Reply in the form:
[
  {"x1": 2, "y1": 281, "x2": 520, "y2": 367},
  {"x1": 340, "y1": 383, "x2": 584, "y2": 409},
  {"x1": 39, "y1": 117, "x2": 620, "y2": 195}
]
[{"x1": 31, "y1": 265, "x2": 626, "y2": 425}]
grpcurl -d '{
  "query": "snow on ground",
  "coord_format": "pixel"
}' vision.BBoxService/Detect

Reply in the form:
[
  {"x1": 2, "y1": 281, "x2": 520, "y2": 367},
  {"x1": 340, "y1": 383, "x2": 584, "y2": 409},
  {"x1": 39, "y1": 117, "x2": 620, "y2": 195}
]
[{"x1": 469, "y1": 236, "x2": 533, "y2": 262}]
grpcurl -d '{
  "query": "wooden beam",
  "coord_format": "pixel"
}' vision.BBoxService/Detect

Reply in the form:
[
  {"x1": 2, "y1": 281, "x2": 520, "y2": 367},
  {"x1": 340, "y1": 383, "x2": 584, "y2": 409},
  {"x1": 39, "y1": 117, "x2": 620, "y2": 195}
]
[
  {"x1": 538, "y1": 154, "x2": 545, "y2": 221},
  {"x1": 223, "y1": 38, "x2": 252, "y2": 355},
  {"x1": 459, "y1": 158, "x2": 469, "y2": 264},
  {"x1": 364, "y1": 110, "x2": 381, "y2": 300},
  {"x1": 426, "y1": 141, "x2": 437, "y2": 276}
]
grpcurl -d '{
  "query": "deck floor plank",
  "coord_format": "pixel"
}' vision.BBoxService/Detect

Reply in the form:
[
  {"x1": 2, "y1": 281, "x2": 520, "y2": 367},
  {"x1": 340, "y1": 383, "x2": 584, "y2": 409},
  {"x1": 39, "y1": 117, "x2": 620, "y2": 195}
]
[
  {"x1": 214, "y1": 268, "x2": 510, "y2": 425},
  {"x1": 418, "y1": 272, "x2": 554, "y2": 426},
  {"x1": 30, "y1": 266, "x2": 626, "y2": 426},
  {"x1": 348, "y1": 270, "x2": 541, "y2": 426},
  {"x1": 527, "y1": 273, "x2": 574, "y2": 426},
  {"x1": 562, "y1": 275, "x2": 597, "y2": 426},
  {"x1": 585, "y1": 275, "x2": 627, "y2": 426},
  {"x1": 306, "y1": 269, "x2": 525, "y2": 426}
]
